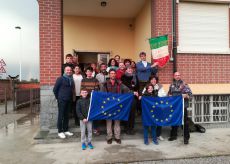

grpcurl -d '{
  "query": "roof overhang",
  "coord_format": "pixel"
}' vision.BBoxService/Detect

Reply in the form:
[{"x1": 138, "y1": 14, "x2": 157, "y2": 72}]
[{"x1": 63, "y1": 0, "x2": 147, "y2": 18}]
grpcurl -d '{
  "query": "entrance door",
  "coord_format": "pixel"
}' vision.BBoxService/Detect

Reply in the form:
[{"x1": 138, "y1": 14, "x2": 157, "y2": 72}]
[{"x1": 74, "y1": 50, "x2": 110, "y2": 71}]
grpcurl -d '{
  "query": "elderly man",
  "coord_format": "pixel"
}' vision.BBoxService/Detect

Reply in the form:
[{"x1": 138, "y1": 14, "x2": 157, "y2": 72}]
[
  {"x1": 53, "y1": 66, "x2": 74, "y2": 139},
  {"x1": 168, "y1": 72, "x2": 192, "y2": 144}
]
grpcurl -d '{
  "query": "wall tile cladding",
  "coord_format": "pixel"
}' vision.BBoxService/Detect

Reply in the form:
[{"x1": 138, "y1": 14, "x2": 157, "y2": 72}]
[
  {"x1": 151, "y1": 0, "x2": 230, "y2": 84},
  {"x1": 39, "y1": 0, "x2": 63, "y2": 86}
]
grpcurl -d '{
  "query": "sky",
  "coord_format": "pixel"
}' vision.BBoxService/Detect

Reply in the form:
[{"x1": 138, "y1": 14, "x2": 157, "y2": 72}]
[{"x1": 0, "y1": 0, "x2": 39, "y2": 81}]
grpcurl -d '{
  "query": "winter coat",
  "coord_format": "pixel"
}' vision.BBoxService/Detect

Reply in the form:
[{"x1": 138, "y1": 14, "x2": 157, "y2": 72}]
[{"x1": 76, "y1": 97, "x2": 90, "y2": 120}]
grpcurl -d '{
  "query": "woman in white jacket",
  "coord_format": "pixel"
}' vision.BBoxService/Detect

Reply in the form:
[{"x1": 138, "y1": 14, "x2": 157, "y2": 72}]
[{"x1": 142, "y1": 75, "x2": 166, "y2": 141}]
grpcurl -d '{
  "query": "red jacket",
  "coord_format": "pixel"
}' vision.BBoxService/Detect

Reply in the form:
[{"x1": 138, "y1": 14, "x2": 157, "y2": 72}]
[{"x1": 116, "y1": 69, "x2": 125, "y2": 80}]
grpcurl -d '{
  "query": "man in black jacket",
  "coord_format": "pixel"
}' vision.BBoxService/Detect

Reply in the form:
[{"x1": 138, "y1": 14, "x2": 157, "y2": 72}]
[{"x1": 53, "y1": 66, "x2": 75, "y2": 139}]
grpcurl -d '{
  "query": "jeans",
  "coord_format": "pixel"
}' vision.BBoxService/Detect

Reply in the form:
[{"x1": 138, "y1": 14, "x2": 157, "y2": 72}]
[
  {"x1": 80, "y1": 120, "x2": 92, "y2": 144},
  {"x1": 57, "y1": 99, "x2": 71, "y2": 133},
  {"x1": 143, "y1": 125, "x2": 157, "y2": 142}
]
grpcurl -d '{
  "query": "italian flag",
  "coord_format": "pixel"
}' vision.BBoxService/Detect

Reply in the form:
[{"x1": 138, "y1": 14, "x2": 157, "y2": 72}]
[{"x1": 149, "y1": 35, "x2": 169, "y2": 68}]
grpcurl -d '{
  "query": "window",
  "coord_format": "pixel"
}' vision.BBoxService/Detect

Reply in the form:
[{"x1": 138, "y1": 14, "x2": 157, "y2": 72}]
[{"x1": 178, "y1": 2, "x2": 229, "y2": 53}]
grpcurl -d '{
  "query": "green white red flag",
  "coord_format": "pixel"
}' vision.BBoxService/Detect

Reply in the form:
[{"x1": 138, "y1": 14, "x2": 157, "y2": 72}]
[{"x1": 149, "y1": 35, "x2": 169, "y2": 67}]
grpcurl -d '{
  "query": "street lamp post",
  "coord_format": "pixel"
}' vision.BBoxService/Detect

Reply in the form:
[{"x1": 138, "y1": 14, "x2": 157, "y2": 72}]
[{"x1": 15, "y1": 26, "x2": 22, "y2": 82}]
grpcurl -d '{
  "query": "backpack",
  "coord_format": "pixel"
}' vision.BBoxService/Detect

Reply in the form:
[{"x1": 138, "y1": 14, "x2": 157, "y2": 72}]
[{"x1": 188, "y1": 117, "x2": 206, "y2": 133}]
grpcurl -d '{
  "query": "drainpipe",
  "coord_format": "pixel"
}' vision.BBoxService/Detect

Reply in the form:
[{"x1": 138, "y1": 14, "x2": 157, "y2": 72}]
[
  {"x1": 172, "y1": 0, "x2": 177, "y2": 73},
  {"x1": 61, "y1": 0, "x2": 64, "y2": 75}
]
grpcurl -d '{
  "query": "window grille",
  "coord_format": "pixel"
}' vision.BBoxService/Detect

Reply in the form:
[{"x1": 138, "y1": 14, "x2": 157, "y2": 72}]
[{"x1": 188, "y1": 95, "x2": 230, "y2": 123}]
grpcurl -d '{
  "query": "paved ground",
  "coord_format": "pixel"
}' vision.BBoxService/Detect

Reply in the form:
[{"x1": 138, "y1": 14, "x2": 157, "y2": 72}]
[
  {"x1": 0, "y1": 101, "x2": 29, "y2": 128},
  {"x1": 0, "y1": 102, "x2": 230, "y2": 164},
  {"x1": 32, "y1": 128, "x2": 230, "y2": 164}
]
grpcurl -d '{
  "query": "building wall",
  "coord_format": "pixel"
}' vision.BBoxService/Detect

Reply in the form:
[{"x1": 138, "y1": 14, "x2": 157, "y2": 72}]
[
  {"x1": 134, "y1": 0, "x2": 152, "y2": 62},
  {"x1": 151, "y1": 0, "x2": 230, "y2": 84},
  {"x1": 151, "y1": 0, "x2": 174, "y2": 84},
  {"x1": 177, "y1": 54, "x2": 230, "y2": 83},
  {"x1": 39, "y1": 0, "x2": 63, "y2": 131},
  {"x1": 64, "y1": 16, "x2": 134, "y2": 60},
  {"x1": 39, "y1": 0, "x2": 230, "y2": 131}
]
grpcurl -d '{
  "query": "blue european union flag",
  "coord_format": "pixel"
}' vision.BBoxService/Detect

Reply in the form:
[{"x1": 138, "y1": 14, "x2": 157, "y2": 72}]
[
  {"x1": 87, "y1": 91, "x2": 134, "y2": 121},
  {"x1": 141, "y1": 95, "x2": 184, "y2": 126}
]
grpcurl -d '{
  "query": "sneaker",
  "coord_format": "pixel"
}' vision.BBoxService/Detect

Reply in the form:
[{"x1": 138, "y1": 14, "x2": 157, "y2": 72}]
[
  {"x1": 82, "y1": 143, "x2": 87, "y2": 150},
  {"x1": 153, "y1": 140, "x2": 159, "y2": 145},
  {"x1": 64, "y1": 131, "x2": 73, "y2": 136},
  {"x1": 114, "y1": 138, "x2": 121, "y2": 144},
  {"x1": 58, "y1": 132, "x2": 66, "y2": 139},
  {"x1": 107, "y1": 139, "x2": 112, "y2": 144},
  {"x1": 144, "y1": 141, "x2": 149, "y2": 145},
  {"x1": 157, "y1": 136, "x2": 164, "y2": 141},
  {"x1": 144, "y1": 138, "x2": 149, "y2": 145},
  {"x1": 88, "y1": 142, "x2": 94, "y2": 149}
]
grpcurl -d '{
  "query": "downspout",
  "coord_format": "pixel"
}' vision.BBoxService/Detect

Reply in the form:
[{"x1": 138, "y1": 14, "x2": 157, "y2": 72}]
[
  {"x1": 172, "y1": 0, "x2": 177, "y2": 73},
  {"x1": 61, "y1": 0, "x2": 64, "y2": 75}
]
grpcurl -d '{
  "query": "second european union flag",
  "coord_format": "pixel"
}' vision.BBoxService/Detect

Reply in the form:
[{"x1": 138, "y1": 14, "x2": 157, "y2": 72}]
[
  {"x1": 87, "y1": 91, "x2": 133, "y2": 121},
  {"x1": 141, "y1": 95, "x2": 184, "y2": 126}
]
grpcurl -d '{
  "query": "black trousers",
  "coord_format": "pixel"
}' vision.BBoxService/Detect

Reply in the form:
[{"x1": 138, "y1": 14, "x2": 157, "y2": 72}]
[
  {"x1": 170, "y1": 107, "x2": 190, "y2": 140},
  {"x1": 125, "y1": 97, "x2": 137, "y2": 130},
  {"x1": 73, "y1": 96, "x2": 80, "y2": 126},
  {"x1": 156, "y1": 126, "x2": 162, "y2": 137},
  {"x1": 57, "y1": 99, "x2": 72, "y2": 133}
]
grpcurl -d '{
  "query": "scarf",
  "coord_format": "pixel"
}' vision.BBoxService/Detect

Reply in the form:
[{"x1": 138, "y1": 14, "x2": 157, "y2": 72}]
[
  {"x1": 124, "y1": 72, "x2": 137, "y2": 85},
  {"x1": 63, "y1": 73, "x2": 73, "y2": 86}
]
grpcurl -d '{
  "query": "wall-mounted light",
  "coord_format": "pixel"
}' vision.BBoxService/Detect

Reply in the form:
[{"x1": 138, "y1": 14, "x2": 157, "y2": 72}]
[{"x1": 101, "y1": 1, "x2": 107, "y2": 7}]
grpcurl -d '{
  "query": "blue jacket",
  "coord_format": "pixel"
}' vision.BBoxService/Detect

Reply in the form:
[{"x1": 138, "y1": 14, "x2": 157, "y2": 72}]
[
  {"x1": 53, "y1": 76, "x2": 75, "y2": 101},
  {"x1": 136, "y1": 61, "x2": 158, "y2": 82}
]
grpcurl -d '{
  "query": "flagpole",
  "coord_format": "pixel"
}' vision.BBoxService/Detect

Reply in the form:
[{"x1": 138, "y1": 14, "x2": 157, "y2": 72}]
[
  {"x1": 87, "y1": 90, "x2": 94, "y2": 121},
  {"x1": 182, "y1": 96, "x2": 185, "y2": 144}
]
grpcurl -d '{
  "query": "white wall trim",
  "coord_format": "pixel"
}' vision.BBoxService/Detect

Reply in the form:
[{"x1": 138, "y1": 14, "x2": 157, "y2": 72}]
[
  {"x1": 177, "y1": 47, "x2": 230, "y2": 54},
  {"x1": 180, "y1": 0, "x2": 230, "y2": 3}
]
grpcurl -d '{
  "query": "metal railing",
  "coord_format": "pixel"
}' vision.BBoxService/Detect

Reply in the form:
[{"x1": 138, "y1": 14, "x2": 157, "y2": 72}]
[
  {"x1": 188, "y1": 95, "x2": 230, "y2": 124},
  {"x1": 15, "y1": 88, "x2": 40, "y2": 112}
]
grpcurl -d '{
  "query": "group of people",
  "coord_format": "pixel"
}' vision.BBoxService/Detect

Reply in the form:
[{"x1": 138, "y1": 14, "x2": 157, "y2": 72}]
[{"x1": 53, "y1": 52, "x2": 192, "y2": 150}]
